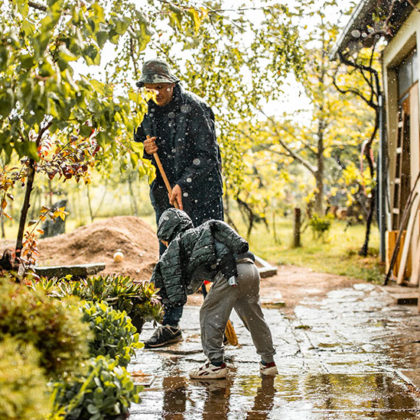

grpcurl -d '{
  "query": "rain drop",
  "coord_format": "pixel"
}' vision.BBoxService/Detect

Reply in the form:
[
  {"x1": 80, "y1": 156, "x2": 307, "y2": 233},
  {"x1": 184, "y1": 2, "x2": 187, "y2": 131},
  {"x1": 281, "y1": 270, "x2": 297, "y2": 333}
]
[
  {"x1": 193, "y1": 158, "x2": 200, "y2": 165},
  {"x1": 186, "y1": 177, "x2": 192, "y2": 183}
]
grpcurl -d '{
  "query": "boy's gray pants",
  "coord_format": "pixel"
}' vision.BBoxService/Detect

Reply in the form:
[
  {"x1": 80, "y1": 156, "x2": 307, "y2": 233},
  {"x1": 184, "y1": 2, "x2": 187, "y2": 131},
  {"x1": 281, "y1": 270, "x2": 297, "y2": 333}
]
[{"x1": 200, "y1": 261, "x2": 276, "y2": 364}]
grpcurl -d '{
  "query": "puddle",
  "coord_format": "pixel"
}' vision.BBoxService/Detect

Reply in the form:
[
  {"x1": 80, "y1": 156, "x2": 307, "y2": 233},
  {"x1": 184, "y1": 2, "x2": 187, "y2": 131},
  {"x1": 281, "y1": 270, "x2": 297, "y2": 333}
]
[
  {"x1": 130, "y1": 373, "x2": 420, "y2": 419},
  {"x1": 129, "y1": 287, "x2": 420, "y2": 419}
]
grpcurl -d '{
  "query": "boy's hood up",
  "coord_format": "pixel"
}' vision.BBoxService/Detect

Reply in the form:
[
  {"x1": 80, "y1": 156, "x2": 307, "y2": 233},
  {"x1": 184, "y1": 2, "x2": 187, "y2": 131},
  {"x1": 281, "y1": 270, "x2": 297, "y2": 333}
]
[{"x1": 157, "y1": 208, "x2": 194, "y2": 243}]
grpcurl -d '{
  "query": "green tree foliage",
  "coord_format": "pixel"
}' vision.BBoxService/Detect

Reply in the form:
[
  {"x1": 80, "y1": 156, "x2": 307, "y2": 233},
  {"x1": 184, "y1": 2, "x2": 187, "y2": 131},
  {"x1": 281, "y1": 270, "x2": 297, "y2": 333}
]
[
  {"x1": 226, "y1": 3, "x2": 376, "y2": 239},
  {"x1": 0, "y1": 0, "x2": 151, "y2": 162},
  {"x1": 111, "y1": 0, "x2": 305, "y2": 191},
  {"x1": 1, "y1": 0, "x2": 308, "y2": 259},
  {"x1": 0, "y1": 0, "x2": 154, "y2": 258},
  {"x1": 333, "y1": 45, "x2": 383, "y2": 255}
]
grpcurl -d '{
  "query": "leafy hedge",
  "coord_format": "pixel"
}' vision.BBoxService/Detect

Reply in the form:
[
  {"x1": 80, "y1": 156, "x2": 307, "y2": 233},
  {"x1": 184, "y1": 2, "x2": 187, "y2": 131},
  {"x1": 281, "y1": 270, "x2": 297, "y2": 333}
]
[
  {"x1": 40, "y1": 274, "x2": 163, "y2": 330},
  {"x1": 82, "y1": 300, "x2": 143, "y2": 367},
  {"x1": 0, "y1": 274, "x2": 149, "y2": 419},
  {"x1": 0, "y1": 278, "x2": 91, "y2": 378},
  {"x1": 53, "y1": 356, "x2": 141, "y2": 420},
  {"x1": 0, "y1": 338, "x2": 51, "y2": 420}
]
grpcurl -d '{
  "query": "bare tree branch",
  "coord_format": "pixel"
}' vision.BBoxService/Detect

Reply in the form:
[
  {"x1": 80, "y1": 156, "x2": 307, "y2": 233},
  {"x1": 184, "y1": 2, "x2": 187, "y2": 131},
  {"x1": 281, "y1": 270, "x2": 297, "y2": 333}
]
[
  {"x1": 259, "y1": 109, "x2": 318, "y2": 175},
  {"x1": 28, "y1": 1, "x2": 47, "y2": 12}
]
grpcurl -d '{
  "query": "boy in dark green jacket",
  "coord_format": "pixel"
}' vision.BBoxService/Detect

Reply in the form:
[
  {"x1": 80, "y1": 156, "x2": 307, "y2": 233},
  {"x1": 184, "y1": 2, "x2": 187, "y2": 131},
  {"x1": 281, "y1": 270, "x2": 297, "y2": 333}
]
[{"x1": 146, "y1": 208, "x2": 277, "y2": 379}]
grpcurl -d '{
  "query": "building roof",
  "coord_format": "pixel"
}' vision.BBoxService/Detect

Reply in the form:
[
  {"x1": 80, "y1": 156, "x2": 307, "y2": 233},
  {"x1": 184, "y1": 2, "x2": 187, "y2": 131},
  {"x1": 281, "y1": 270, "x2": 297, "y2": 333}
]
[{"x1": 330, "y1": 0, "x2": 418, "y2": 59}]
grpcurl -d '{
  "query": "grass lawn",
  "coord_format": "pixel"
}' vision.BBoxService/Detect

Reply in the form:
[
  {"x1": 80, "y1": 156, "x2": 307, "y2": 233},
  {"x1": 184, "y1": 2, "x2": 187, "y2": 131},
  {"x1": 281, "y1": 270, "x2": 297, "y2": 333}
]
[{"x1": 243, "y1": 217, "x2": 384, "y2": 284}]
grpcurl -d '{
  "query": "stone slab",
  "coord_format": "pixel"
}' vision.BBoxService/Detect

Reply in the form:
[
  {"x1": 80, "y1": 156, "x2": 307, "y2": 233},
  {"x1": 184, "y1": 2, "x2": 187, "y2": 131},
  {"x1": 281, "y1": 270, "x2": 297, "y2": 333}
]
[
  {"x1": 396, "y1": 295, "x2": 419, "y2": 305},
  {"x1": 254, "y1": 255, "x2": 278, "y2": 278},
  {"x1": 34, "y1": 262, "x2": 106, "y2": 278},
  {"x1": 398, "y1": 369, "x2": 420, "y2": 391}
]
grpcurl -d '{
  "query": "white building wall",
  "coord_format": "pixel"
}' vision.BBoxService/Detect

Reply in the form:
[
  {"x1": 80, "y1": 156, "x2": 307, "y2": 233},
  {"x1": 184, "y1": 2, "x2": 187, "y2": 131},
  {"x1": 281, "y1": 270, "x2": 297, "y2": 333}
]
[{"x1": 382, "y1": 10, "x2": 420, "y2": 283}]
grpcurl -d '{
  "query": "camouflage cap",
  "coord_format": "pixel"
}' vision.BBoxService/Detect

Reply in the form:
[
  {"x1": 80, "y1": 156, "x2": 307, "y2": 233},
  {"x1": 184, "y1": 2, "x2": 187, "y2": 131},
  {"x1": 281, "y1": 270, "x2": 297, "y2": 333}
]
[{"x1": 136, "y1": 59, "x2": 180, "y2": 87}]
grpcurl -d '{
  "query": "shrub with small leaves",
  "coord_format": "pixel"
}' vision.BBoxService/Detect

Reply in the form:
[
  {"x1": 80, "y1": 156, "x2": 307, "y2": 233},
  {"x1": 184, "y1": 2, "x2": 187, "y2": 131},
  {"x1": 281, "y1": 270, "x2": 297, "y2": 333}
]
[
  {"x1": 40, "y1": 274, "x2": 163, "y2": 331},
  {"x1": 82, "y1": 300, "x2": 143, "y2": 367},
  {"x1": 52, "y1": 355, "x2": 141, "y2": 420},
  {"x1": 0, "y1": 337, "x2": 51, "y2": 420},
  {"x1": 308, "y1": 213, "x2": 334, "y2": 240},
  {"x1": 0, "y1": 277, "x2": 91, "y2": 378}
]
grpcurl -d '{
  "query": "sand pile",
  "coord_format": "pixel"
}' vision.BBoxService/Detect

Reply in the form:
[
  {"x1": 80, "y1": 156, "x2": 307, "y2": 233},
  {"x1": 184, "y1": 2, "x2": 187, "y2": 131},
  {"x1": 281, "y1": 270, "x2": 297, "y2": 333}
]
[{"x1": 1, "y1": 216, "x2": 159, "y2": 281}]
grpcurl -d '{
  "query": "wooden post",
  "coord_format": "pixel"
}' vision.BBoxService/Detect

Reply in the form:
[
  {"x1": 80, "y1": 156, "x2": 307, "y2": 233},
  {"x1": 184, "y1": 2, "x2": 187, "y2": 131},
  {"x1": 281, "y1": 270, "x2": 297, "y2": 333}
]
[{"x1": 293, "y1": 208, "x2": 301, "y2": 248}]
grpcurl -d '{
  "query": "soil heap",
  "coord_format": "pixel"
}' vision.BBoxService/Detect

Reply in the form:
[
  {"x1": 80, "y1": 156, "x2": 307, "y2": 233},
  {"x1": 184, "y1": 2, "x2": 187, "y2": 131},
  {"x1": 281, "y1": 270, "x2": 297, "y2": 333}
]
[{"x1": 0, "y1": 216, "x2": 159, "y2": 281}]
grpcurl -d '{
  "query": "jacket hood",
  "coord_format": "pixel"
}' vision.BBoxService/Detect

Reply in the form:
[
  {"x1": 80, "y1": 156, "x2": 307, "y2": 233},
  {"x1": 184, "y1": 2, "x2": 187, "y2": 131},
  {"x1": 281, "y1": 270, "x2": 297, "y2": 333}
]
[{"x1": 157, "y1": 208, "x2": 194, "y2": 243}]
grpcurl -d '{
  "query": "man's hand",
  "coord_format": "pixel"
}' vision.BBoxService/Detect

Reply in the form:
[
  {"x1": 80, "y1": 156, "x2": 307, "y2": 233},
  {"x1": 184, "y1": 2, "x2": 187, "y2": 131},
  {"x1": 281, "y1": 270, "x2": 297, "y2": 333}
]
[
  {"x1": 144, "y1": 135, "x2": 158, "y2": 155},
  {"x1": 170, "y1": 184, "x2": 183, "y2": 210}
]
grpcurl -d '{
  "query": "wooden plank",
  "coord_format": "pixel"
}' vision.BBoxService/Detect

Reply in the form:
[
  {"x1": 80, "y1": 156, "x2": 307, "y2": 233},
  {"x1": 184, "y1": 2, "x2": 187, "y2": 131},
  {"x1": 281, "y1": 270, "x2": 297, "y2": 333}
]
[
  {"x1": 397, "y1": 192, "x2": 419, "y2": 284},
  {"x1": 386, "y1": 230, "x2": 396, "y2": 276},
  {"x1": 394, "y1": 107, "x2": 406, "y2": 227},
  {"x1": 410, "y1": 236, "x2": 420, "y2": 288},
  {"x1": 386, "y1": 230, "x2": 407, "y2": 278}
]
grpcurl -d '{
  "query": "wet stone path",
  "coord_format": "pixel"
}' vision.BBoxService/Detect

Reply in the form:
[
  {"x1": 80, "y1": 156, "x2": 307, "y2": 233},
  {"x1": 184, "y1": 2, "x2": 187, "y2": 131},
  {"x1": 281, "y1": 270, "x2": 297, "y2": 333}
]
[{"x1": 129, "y1": 283, "x2": 420, "y2": 419}]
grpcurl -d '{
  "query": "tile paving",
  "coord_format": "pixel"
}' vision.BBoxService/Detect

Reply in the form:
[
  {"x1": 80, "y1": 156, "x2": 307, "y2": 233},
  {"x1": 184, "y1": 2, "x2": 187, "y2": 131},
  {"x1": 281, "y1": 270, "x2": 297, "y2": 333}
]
[{"x1": 129, "y1": 283, "x2": 420, "y2": 419}]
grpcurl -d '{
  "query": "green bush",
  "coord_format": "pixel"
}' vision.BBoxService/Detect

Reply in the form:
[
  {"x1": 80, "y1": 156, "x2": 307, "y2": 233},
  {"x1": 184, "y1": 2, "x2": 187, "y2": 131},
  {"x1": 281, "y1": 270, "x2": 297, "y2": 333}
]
[
  {"x1": 0, "y1": 337, "x2": 51, "y2": 420},
  {"x1": 0, "y1": 277, "x2": 91, "y2": 379},
  {"x1": 308, "y1": 213, "x2": 333, "y2": 240},
  {"x1": 40, "y1": 274, "x2": 163, "y2": 330},
  {"x1": 82, "y1": 301, "x2": 143, "y2": 367},
  {"x1": 53, "y1": 355, "x2": 141, "y2": 420}
]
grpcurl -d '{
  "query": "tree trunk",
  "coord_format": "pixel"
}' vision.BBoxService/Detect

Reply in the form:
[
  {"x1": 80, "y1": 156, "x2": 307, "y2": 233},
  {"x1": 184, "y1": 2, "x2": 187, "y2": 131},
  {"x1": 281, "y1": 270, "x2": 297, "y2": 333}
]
[
  {"x1": 86, "y1": 186, "x2": 94, "y2": 223},
  {"x1": 359, "y1": 186, "x2": 376, "y2": 256},
  {"x1": 93, "y1": 182, "x2": 108, "y2": 219},
  {"x1": 314, "y1": 170, "x2": 324, "y2": 215},
  {"x1": 314, "y1": 64, "x2": 326, "y2": 215},
  {"x1": 359, "y1": 141, "x2": 377, "y2": 256},
  {"x1": 127, "y1": 172, "x2": 138, "y2": 216},
  {"x1": 16, "y1": 160, "x2": 36, "y2": 254},
  {"x1": 272, "y1": 210, "x2": 280, "y2": 244},
  {"x1": 48, "y1": 179, "x2": 53, "y2": 207},
  {"x1": 293, "y1": 207, "x2": 301, "y2": 247},
  {"x1": 1, "y1": 214, "x2": 5, "y2": 239}
]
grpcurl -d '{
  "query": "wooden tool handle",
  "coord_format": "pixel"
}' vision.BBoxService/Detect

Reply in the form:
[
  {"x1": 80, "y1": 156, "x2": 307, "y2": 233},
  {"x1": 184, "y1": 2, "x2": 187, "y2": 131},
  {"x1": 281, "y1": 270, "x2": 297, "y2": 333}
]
[
  {"x1": 153, "y1": 152, "x2": 172, "y2": 194},
  {"x1": 147, "y1": 135, "x2": 179, "y2": 210}
]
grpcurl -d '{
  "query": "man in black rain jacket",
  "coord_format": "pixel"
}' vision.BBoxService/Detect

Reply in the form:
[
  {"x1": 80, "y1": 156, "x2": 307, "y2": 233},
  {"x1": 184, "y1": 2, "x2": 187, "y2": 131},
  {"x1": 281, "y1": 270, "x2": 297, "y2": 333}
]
[{"x1": 134, "y1": 60, "x2": 224, "y2": 344}]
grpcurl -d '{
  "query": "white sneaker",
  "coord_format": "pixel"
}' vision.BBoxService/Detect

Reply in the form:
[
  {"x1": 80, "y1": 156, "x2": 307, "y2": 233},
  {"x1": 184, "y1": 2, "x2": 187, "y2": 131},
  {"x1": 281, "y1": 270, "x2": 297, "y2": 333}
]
[
  {"x1": 189, "y1": 362, "x2": 227, "y2": 379},
  {"x1": 260, "y1": 361, "x2": 278, "y2": 376}
]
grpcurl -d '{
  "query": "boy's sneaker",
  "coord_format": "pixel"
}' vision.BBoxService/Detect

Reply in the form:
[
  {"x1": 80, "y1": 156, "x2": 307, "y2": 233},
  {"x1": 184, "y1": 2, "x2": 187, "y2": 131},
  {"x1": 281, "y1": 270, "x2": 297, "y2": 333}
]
[
  {"x1": 189, "y1": 362, "x2": 227, "y2": 379},
  {"x1": 260, "y1": 361, "x2": 278, "y2": 376},
  {"x1": 144, "y1": 325, "x2": 182, "y2": 348}
]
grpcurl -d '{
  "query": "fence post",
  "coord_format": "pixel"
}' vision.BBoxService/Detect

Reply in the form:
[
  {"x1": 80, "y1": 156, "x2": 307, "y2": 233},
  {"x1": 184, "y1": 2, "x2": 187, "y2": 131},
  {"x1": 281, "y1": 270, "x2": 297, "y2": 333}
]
[{"x1": 293, "y1": 207, "x2": 301, "y2": 248}]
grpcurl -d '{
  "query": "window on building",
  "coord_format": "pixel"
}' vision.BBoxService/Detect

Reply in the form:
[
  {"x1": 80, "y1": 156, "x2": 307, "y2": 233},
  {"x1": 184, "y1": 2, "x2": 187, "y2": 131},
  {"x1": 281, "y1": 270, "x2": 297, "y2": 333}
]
[{"x1": 397, "y1": 48, "x2": 418, "y2": 100}]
